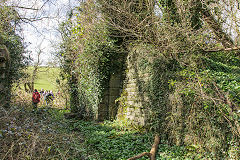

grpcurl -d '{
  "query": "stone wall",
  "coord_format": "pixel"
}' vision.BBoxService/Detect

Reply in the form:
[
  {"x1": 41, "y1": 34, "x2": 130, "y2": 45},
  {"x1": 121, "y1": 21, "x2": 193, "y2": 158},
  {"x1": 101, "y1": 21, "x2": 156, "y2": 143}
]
[
  {"x1": 97, "y1": 52, "x2": 150, "y2": 125},
  {"x1": 0, "y1": 44, "x2": 9, "y2": 107},
  {"x1": 97, "y1": 73, "x2": 123, "y2": 121},
  {"x1": 116, "y1": 54, "x2": 149, "y2": 126},
  {"x1": 97, "y1": 49, "x2": 151, "y2": 125}
]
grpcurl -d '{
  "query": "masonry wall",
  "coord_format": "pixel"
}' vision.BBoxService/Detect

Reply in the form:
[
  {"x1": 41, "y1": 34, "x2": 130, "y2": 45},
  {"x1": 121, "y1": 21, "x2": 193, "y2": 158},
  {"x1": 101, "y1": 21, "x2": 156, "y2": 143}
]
[
  {"x1": 97, "y1": 49, "x2": 151, "y2": 125},
  {"x1": 97, "y1": 73, "x2": 123, "y2": 121},
  {"x1": 116, "y1": 54, "x2": 150, "y2": 126},
  {"x1": 0, "y1": 45, "x2": 9, "y2": 107}
]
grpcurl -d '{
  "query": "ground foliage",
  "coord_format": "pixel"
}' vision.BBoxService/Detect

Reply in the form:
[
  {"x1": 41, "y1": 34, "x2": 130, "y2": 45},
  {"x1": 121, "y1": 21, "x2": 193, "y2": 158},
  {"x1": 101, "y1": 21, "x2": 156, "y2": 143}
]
[
  {"x1": 0, "y1": 104, "x2": 85, "y2": 159},
  {"x1": 0, "y1": 93, "x2": 203, "y2": 160}
]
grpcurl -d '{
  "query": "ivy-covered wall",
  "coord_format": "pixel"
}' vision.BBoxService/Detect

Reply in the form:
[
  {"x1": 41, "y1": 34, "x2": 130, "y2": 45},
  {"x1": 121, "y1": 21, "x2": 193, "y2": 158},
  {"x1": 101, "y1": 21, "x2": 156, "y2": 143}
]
[
  {"x1": 115, "y1": 43, "x2": 177, "y2": 130},
  {"x1": 114, "y1": 42, "x2": 240, "y2": 158},
  {"x1": 0, "y1": 44, "x2": 10, "y2": 107},
  {"x1": 57, "y1": 1, "x2": 239, "y2": 157},
  {"x1": 116, "y1": 50, "x2": 150, "y2": 126}
]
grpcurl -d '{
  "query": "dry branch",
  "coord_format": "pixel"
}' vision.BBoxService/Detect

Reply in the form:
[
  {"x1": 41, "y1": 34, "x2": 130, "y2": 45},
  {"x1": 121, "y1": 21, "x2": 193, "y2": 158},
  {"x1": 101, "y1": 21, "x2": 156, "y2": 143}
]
[
  {"x1": 149, "y1": 134, "x2": 160, "y2": 160},
  {"x1": 205, "y1": 46, "x2": 240, "y2": 53},
  {"x1": 128, "y1": 152, "x2": 151, "y2": 160},
  {"x1": 128, "y1": 134, "x2": 160, "y2": 160}
]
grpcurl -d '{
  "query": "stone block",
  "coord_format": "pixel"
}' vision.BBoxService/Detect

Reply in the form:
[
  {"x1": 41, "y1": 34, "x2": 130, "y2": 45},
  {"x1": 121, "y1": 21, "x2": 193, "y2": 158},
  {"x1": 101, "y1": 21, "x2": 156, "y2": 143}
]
[
  {"x1": 125, "y1": 87, "x2": 136, "y2": 93},
  {"x1": 97, "y1": 103, "x2": 109, "y2": 121},
  {"x1": 134, "y1": 108, "x2": 141, "y2": 114},
  {"x1": 0, "y1": 83, "x2": 3, "y2": 90},
  {"x1": 126, "y1": 82, "x2": 136, "y2": 88},
  {"x1": 109, "y1": 75, "x2": 122, "y2": 88},
  {"x1": 0, "y1": 72, "x2": 5, "y2": 79},
  {"x1": 127, "y1": 78, "x2": 137, "y2": 84},
  {"x1": 127, "y1": 95, "x2": 137, "y2": 101},
  {"x1": 128, "y1": 115, "x2": 134, "y2": 121},
  {"x1": 126, "y1": 107, "x2": 134, "y2": 113},
  {"x1": 127, "y1": 100, "x2": 136, "y2": 106},
  {"x1": 135, "y1": 102, "x2": 143, "y2": 108},
  {"x1": 126, "y1": 111, "x2": 131, "y2": 116},
  {"x1": 109, "y1": 88, "x2": 121, "y2": 96},
  {"x1": 127, "y1": 91, "x2": 137, "y2": 96}
]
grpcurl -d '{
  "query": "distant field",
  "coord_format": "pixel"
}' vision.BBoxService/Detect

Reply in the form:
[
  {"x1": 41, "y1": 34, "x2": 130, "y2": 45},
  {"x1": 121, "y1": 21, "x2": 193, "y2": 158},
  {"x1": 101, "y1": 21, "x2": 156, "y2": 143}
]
[{"x1": 28, "y1": 66, "x2": 61, "y2": 92}]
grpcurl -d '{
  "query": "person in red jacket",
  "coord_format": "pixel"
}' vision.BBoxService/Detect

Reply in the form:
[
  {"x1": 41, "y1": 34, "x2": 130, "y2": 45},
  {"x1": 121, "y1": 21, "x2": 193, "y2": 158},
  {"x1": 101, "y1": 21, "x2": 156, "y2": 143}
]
[{"x1": 32, "y1": 89, "x2": 41, "y2": 109}]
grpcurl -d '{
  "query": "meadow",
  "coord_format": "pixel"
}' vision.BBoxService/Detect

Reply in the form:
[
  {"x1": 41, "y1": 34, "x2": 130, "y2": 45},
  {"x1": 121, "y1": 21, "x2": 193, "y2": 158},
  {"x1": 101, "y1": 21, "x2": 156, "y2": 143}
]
[{"x1": 28, "y1": 66, "x2": 60, "y2": 92}]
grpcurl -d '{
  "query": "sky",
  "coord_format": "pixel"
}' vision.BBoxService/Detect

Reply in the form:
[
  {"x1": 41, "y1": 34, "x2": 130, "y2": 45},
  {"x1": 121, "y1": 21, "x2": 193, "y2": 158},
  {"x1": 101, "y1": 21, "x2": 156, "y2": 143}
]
[
  {"x1": 6, "y1": 0, "x2": 240, "y2": 65},
  {"x1": 7, "y1": 0, "x2": 82, "y2": 66}
]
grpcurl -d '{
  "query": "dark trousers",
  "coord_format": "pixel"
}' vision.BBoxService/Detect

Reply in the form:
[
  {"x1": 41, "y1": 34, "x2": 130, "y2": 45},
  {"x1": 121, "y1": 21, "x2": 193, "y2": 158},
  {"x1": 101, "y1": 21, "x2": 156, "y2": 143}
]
[{"x1": 32, "y1": 102, "x2": 38, "y2": 109}]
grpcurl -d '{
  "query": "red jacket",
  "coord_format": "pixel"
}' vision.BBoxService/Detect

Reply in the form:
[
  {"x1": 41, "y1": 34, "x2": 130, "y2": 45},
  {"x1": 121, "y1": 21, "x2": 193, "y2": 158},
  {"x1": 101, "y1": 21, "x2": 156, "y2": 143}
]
[{"x1": 32, "y1": 91, "x2": 40, "y2": 103}]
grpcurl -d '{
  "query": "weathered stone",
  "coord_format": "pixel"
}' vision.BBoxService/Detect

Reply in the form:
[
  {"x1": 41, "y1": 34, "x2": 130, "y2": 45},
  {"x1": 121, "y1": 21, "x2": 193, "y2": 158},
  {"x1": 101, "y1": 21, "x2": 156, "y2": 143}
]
[
  {"x1": 97, "y1": 52, "x2": 150, "y2": 126},
  {"x1": 126, "y1": 82, "x2": 136, "y2": 88},
  {"x1": 125, "y1": 87, "x2": 136, "y2": 93},
  {"x1": 126, "y1": 95, "x2": 137, "y2": 101},
  {"x1": 127, "y1": 79, "x2": 137, "y2": 84},
  {"x1": 0, "y1": 45, "x2": 9, "y2": 108},
  {"x1": 127, "y1": 100, "x2": 136, "y2": 106},
  {"x1": 109, "y1": 74, "x2": 122, "y2": 87},
  {"x1": 97, "y1": 103, "x2": 109, "y2": 121},
  {"x1": 0, "y1": 84, "x2": 3, "y2": 90},
  {"x1": 109, "y1": 88, "x2": 121, "y2": 96}
]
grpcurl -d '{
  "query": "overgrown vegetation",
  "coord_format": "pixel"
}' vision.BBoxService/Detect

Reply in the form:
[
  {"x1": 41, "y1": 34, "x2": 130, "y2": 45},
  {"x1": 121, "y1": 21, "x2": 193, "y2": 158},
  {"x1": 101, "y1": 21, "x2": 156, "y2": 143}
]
[
  {"x1": 1, "y1": 93, "x2": 199, "y2": 160},
  {"x1": 1, "y1": 0, "x2": 240, "y2": 159},
  {"x1": 57, "y1": 1, "x2": 126, "y2": 117},
  {"x1": 0, "y1": 4, "x2": 29, "y2": 107},
  {"x1": 56, "y1": 0, "x2": 240, "y2": 158}
]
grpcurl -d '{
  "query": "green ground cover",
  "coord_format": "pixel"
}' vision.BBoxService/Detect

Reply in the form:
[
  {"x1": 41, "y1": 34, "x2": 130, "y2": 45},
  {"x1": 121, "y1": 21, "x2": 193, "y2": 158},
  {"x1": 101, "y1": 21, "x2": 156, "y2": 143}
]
[
  {"x1": 1, "y1": 105, "x2": 200, "y2": 160},
  {"x1": 28, "y1": 66, "x2": 60, "y2": 92},
  {"x1": 66, "y1": 119, "x2": 194, "y2": 160}
]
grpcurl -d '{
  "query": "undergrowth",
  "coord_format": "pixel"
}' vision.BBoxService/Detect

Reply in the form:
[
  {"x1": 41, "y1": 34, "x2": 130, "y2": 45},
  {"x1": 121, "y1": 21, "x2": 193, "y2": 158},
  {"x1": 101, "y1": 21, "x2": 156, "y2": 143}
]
[
  {"x1": 0, "y1": 105, "x2": 85, "y2": 160},
  {"x1": 0, "y1": 103, "x2": 204, "y2": 160},
  {"x1": 67, "y1": 119, "x2": 203, "y2": 160},
  {"x1": 0, "y1": 91, "x2": 208, "y2": 160}
]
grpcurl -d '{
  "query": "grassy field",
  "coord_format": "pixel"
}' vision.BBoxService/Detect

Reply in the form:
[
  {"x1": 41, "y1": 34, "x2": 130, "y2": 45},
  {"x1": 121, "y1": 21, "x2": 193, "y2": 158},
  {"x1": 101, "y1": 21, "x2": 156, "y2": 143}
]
[{"x1": 28, "y1": 66, "x2": 61, "y2": 92}]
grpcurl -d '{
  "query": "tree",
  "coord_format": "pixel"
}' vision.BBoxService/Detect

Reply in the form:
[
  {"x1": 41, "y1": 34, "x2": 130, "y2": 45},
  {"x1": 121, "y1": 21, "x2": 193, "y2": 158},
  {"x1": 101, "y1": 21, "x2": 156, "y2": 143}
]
[
  {"x1": 0, "y1": 4, "x2": 29, "y2": 107},
  {"x1": 57, "y1": 14, "x2": 81, "y2": 113}
]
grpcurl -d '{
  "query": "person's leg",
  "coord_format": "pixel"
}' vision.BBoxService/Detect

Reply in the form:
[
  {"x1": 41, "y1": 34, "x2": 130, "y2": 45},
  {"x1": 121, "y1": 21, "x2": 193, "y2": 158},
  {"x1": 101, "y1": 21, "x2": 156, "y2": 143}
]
[{"x1": 32, "y1": 102, "x2": 37, "y2": 109}]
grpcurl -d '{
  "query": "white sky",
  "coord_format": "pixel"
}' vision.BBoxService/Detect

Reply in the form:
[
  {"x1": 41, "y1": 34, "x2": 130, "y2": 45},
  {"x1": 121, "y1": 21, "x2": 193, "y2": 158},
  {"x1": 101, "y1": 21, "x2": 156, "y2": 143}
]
[
  {"x1": 7, "y1": 0, "x2": 82, "y2": 66},
  {"x1": 6, "y1": 0, "x2": 239, "y2": 65}
]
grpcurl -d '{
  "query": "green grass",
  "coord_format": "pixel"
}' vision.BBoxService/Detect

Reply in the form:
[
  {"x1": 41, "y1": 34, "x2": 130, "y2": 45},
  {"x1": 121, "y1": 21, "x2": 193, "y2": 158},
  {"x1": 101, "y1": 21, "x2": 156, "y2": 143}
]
[{"x1": 28, "y1": 66, "x2": 60, "y2": 92}]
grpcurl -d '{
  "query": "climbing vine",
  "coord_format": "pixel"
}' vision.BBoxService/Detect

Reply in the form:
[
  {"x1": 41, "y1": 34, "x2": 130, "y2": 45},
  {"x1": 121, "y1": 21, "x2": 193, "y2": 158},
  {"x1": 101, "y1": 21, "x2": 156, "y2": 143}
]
[
  {"x1": 57, "y1": 1, "x2": 125, "y2": 117},
  {"x1": 57, "y1": 0, "x2": 240, "y2": 158},
  {"x1": 0, "y1": 5, "x2": 29, "y2": 107}
]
